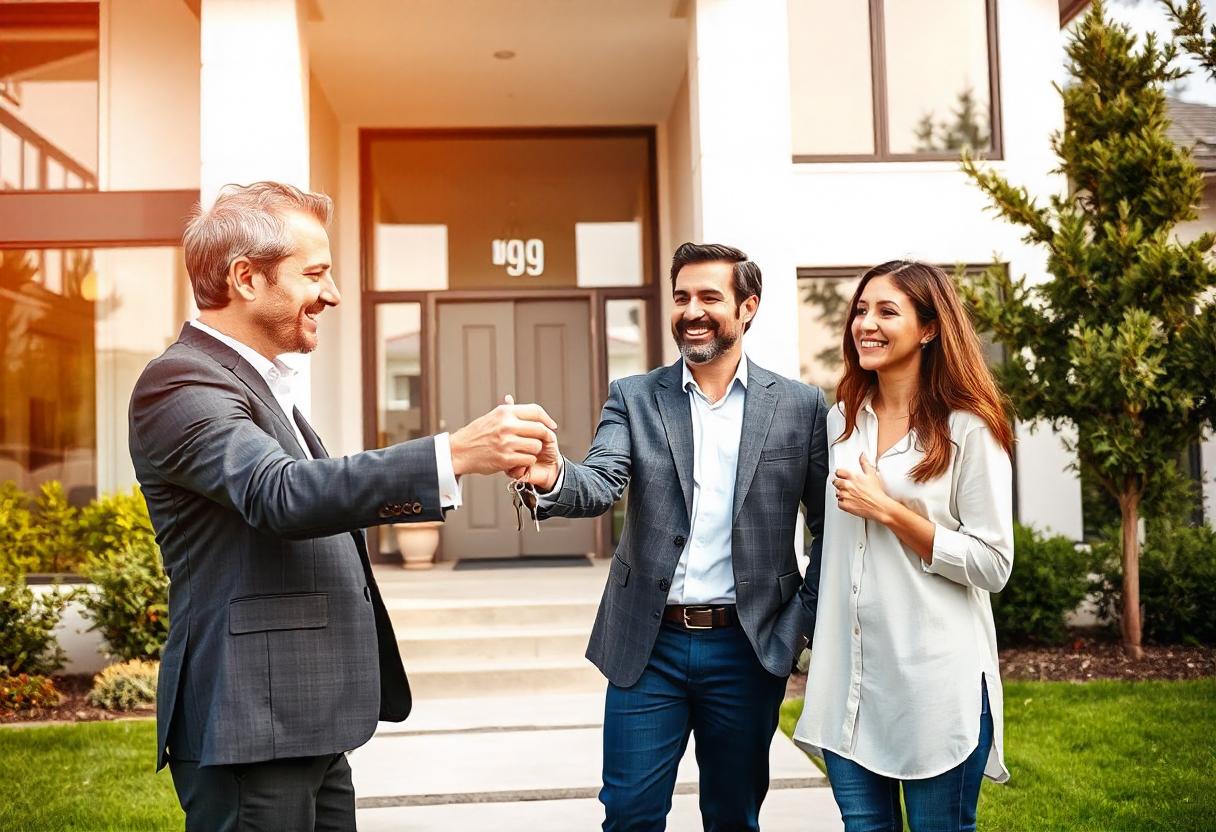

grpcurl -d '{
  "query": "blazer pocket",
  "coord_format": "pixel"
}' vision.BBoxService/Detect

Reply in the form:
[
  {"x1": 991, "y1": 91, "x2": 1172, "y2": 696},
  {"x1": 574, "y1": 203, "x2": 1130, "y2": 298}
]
[
  {"x1": 761, "y1": 445, "x2": 802, "y2": 462},
  {"x1": 229, "y1": 592, "x2": 329, "y2": 635},
  {"x1": 777, "y1": 571, "x2": 802, "y2": 604},
  {"x1": 611, "y1": 554, "x2": 631, "y2": 587}
]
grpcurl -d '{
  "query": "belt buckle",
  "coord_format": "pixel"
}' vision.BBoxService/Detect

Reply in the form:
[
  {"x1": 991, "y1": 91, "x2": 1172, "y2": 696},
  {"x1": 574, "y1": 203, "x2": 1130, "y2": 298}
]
[{"x1": 683, "y1": 605, "x2": 713, "y2": 630}]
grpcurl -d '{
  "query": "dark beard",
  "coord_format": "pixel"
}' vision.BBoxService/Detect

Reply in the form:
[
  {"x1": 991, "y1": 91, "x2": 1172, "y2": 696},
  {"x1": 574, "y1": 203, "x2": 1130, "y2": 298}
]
[{"x1": 674, "y1": 319, "x2": 738, "y2": 365}]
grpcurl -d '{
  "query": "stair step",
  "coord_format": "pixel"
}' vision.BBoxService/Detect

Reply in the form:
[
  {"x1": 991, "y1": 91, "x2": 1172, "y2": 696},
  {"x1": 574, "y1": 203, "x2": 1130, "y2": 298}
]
[
  {"x1": 397, "y1": 627, "x2": 589, "y2": 662},
  {"x1": 405, "y1": 661, "x2": 605, "y2": 699},
  {"x1": 388, "y1": 600, "x2": 599, "y2": 629}
]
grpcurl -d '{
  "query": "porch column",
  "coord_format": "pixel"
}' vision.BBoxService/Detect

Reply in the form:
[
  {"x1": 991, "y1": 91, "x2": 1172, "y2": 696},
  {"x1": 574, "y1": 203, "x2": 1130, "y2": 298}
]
[
  {"x1": 687, "y1": 0, "x2": 798, "y2": 376},
  {"x1": 200, "y1": 0, "x2": 313, "y2": 410},
  {"x1": 200, "y1": 0, "x2": 309, "y2": 203}
]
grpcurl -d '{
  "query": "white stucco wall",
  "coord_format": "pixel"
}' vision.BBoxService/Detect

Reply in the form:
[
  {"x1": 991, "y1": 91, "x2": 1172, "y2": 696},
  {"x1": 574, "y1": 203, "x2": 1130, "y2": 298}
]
[{"x1": 777, "y1": 0, "x2": 1083, "y2": 537}]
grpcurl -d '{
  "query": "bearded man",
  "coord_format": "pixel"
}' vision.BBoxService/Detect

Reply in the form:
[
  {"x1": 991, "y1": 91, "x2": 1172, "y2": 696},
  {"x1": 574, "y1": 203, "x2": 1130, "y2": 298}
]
[{"x1": 514, "y1": 242, "x2": 830, "y2": 832}]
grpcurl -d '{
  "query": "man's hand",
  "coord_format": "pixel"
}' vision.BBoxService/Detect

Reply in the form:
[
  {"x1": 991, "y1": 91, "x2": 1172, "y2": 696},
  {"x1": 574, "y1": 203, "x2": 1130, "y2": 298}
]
[
  {"x1": 508, "y1": 424, "x2": 563, "y2": 493},
  {"x1": 449, "y1": 400, "x2": 558, "y2": 477}
]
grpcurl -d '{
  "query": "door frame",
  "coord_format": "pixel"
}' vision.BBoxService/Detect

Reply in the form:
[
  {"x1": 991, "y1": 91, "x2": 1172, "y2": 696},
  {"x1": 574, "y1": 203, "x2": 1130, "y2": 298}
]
[{"x1": 359, "y1": 126, "x2": 663, "y2": 562}]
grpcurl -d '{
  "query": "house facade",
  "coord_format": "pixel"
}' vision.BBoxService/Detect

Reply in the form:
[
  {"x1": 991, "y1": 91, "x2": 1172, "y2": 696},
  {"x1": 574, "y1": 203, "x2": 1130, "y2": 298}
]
[{"x1": 2, "y1": 0, "x2": 1211, "y2": 563}]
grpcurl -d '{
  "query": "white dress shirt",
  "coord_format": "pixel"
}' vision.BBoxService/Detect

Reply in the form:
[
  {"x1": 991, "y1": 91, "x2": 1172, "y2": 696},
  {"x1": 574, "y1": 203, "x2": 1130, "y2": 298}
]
[
  {"x1": 794, "y1": 399, "x2": 1013, "y2": 783},
  {"x1": 189, "y1": 319, "x2": 461, "y2": 507},
  {"x1": 538, "y1": 358, "x2": 747, "y2": 605},
  {"x1": 667, "y1": 358, "x2": 748, "y2": 604}
]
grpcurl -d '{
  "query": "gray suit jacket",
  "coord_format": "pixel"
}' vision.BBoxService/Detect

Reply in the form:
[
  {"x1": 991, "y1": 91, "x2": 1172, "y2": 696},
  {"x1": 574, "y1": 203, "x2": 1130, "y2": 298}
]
[
  {"x1": 539, "y1": 358, "x2": 829, "y2": 686},
  {"x1": 130, "y1": 324, "x2": 438, "y2": 769}
]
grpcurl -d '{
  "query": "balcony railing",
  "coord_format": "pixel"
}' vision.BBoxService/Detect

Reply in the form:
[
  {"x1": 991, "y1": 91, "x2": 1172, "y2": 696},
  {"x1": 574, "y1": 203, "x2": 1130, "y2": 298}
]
[{"x1": 0, "y1": 106, "x2": 96, "y2": 191}]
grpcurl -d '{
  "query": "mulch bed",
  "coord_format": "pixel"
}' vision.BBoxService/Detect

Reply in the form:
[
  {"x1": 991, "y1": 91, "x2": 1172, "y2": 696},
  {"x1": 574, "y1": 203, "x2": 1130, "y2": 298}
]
[
  {"x1": 1, "y1": 675, "x2": 154, "y2": 725},
  {"x1": 786, "y1": 638, "x2": 1216, "y2": 699}
]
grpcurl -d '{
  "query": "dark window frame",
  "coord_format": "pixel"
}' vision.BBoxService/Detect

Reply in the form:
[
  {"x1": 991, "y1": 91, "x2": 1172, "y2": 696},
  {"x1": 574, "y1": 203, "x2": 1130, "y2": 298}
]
[
  {"x1": 790, "y1": 0, "x2": 1004, "y2": 163},
  {"x1": 358, "y1": 126, "x2": 664, "y2": 561}
]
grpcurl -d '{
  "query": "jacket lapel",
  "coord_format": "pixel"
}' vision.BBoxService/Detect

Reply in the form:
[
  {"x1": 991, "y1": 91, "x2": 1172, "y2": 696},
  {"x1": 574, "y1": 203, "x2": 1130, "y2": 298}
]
[
  {"x1": 654, "y1": 360, "x2": 694, "y2": 523},
  {"x1": 292, "y1": 407, "x2": 330, "y2": 460},
  {"x1": 732, "y1": 359, "x2": 779, "y2": 522},
  {"x1": 176, "y1": 323, "x2": 304, "y2": 456}
]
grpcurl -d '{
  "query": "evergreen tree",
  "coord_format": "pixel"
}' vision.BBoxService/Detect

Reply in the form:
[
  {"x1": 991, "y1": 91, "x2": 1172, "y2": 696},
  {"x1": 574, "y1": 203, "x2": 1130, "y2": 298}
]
[
  {"x1": 1163, "y1": 0, "x2": 1216, "y2": 77},
  {"x1": 961, "y1": 0, "x2": 1216, "y2": 658}
]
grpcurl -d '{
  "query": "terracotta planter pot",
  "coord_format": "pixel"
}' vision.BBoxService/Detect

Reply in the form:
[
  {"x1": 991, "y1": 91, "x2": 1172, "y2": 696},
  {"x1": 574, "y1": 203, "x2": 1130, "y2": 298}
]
[{"x1": 392, "y1": 521, "x2": 442, "y2": 569}]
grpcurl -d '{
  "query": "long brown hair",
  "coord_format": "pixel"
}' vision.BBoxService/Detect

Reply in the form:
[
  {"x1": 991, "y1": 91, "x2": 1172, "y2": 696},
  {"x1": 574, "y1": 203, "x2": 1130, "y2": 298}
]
[{"x1": 835, "y1": 260, "x2": 1013, "y2": 481}]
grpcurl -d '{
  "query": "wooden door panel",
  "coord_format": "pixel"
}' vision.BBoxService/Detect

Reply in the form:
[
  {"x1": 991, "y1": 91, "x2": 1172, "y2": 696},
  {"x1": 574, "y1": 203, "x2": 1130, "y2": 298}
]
[
  {"x1": 437, "y1": 302, "x2": 518, "y2": 559},
  {"x1": 514, "y1": 300, "x2": 597, "y2": 556}
]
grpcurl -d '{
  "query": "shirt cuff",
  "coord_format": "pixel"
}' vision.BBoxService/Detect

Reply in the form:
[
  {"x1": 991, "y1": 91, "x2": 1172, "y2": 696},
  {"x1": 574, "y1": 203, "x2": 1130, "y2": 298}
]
[
  {"x1": 923, "y1": 523, "x2": 968, "y2": 581},
  {"x1": 433, "y1": 432, "x2": 462, "y2": 510},
  {"x1": 534, "y1": 459, "x2": 565, "y2": 507}
]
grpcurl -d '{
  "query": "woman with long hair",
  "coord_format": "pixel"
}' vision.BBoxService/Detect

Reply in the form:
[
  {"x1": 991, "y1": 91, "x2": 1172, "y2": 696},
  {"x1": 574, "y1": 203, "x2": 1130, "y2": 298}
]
[{"x1": 793, "y1": 261, "x2": 1014, "y2": 832}]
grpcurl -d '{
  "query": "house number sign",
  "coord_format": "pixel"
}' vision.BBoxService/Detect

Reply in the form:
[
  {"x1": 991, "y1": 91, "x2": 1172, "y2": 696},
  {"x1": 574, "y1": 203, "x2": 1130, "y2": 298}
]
[{"x1": 492, "y1": 238, "x2": 545, "y2": 277}]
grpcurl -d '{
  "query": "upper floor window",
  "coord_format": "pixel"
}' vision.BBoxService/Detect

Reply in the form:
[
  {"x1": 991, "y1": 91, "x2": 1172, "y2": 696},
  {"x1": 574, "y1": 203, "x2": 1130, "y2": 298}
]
[
  {"x1": 0, "y1": 1, "x2": 99, "y2": 191},
  {"x1": 788, "y1": 0, "x2": 1001, "y2": 161}
]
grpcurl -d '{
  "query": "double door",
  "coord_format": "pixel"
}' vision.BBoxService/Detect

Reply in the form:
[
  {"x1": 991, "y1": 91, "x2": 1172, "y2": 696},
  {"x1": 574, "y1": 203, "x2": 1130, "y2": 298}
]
[{"x1": 437, "y1": 300, "x2": 596, "y2": 559}]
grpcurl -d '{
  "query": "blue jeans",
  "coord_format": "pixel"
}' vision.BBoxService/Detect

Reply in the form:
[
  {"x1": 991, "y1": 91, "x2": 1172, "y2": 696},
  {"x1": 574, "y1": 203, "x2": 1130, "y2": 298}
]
[
  {"x1": 823, "y1": 680, "x2": 993, "y2": 832},
  {"x1": 600, "y1": 622, "x2": 788, "y2": 832}
]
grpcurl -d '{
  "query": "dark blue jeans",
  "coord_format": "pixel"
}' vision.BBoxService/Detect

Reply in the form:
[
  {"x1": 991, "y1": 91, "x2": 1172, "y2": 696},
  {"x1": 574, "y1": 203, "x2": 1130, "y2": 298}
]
[
  {"x1": 823, "y1": 680, "x2": 994, "y2": 832},
  {"x1": 600, "y1": 621, "x2": 788, "y2": 832}
]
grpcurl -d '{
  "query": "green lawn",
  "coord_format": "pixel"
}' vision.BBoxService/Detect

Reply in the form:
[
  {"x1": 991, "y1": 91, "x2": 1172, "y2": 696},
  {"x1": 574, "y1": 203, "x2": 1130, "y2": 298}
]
[
  {"x1": 781, "y1": 679, "x2": 1216, "y2": 832},
  {"x1": 0, "y1": 719, "x2": 181, "y2": 831},
  {"x1": 0, "y1": 681, "x2": 1212, "y2": 830}
]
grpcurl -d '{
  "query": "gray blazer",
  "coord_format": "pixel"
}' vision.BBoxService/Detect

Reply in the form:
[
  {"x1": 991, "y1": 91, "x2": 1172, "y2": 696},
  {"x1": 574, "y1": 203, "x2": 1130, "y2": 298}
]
[
  {"x1": 539, "y1": 358, "x2": 829, "y2": 686},
  {"x1": 130, "y1": 324, "x2": 439, "y2": 769}
]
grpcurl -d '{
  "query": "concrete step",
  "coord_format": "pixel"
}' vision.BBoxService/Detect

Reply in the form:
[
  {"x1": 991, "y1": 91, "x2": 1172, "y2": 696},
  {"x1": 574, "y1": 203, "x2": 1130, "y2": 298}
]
[
  {"x1": 352, "y1": 726, "x2": 824, "y2": 799},
  {"x1": 357, "y1": 787, "x2": 842, "y2": 832},
  {"x1": 397, "y1": 626, "x2": 589, "y2": 663},
  {"x1": 405, "y1": 659, "x2": 606, "y2": 699},
  {"x1": 387, "y1": 599, "x2": 599, "y2": 630}
]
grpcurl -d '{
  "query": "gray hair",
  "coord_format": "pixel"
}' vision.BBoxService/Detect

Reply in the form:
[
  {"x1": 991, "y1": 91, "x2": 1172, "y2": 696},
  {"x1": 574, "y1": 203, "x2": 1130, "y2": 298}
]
[{"x1": 183, "y1": 182, "x2": 333, "y2": 310}]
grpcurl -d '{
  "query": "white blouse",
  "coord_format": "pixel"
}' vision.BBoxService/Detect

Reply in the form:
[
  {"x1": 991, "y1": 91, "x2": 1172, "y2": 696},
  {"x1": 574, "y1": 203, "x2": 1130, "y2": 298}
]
[{"x1": 793, "y1": 399, "x2": 1013, "y2": 782}]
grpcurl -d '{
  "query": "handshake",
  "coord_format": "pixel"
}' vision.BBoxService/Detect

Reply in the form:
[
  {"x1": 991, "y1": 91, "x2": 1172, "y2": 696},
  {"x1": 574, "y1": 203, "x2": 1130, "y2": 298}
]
[{"x1": 448, "y1": 395, "x2": 563, "y2": 493}]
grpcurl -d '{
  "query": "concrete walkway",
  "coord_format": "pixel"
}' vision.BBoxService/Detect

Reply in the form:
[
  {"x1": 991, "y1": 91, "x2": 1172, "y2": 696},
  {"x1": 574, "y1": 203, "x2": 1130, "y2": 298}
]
[{"x1": 350, "y1": 560, "x2": 842, "y2": 831}]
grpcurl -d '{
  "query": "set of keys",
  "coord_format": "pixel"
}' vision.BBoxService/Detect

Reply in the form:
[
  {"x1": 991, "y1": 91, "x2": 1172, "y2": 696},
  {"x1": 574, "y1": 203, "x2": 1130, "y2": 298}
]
[{"x1": 509, "y1": 478, "x2": 541, "y2": 533}]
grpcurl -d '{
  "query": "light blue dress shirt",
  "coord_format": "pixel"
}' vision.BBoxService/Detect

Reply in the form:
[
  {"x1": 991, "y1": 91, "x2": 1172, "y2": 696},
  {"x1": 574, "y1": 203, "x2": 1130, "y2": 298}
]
[
  {"x1": 539, "y1": 357, "x2": 748, "y2": 605},
  {"x1": 669, "y1": 358, "x2": 747, "y2": 604}
]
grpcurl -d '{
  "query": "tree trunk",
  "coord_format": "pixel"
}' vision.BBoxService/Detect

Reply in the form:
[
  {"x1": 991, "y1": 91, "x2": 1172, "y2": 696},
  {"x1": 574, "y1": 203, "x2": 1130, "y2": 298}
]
[{"x1": 1118, "y1": 489, "x2": 1144, "y2": 660}]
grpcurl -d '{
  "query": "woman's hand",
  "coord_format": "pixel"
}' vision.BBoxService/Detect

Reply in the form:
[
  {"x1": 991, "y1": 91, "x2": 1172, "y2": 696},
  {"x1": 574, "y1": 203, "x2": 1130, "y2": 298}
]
[{"x1": 833, "y1": 453, "x2": 895, "y2": 523}]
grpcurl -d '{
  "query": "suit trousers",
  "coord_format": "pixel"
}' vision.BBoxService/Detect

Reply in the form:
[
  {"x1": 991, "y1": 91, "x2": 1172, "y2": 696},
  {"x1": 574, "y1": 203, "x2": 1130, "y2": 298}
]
[
  {"x1": 600, "y1": 621, "x2": 788, "y2": 832},
  {"x1": 168, "y1": 753, "x2": 355, "y2": 832}
]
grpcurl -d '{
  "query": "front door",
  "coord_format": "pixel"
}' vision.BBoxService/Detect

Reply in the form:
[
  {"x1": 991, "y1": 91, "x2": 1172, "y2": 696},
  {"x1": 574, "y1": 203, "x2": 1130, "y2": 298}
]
[{"x1": 437, "y1": 300, "x2": 596, "y2": 560}]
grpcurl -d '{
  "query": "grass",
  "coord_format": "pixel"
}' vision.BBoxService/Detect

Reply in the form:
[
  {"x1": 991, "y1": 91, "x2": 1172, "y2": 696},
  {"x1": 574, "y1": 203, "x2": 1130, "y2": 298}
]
[
  {"x1": 0, "y1": 681, "x2": 1211, "y2": 830},
  {"x1": 781, "y1": 679, "x2": 1216, "y2": 832},
  {"x1": 0, "y1": 719, "x2": 181, "y2": 831}
]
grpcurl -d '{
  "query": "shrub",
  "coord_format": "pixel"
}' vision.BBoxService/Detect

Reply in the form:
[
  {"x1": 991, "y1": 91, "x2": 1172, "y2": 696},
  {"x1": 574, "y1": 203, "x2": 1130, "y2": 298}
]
[
  {"x1": 1091, "y1": 521, "x2": 1216, "y2": 646},
  {"x1": 77, "y1": 538, "x2": 169, "y2": 661},
  {"x1": 29, "y1": 482, "x2": 87, "y2": 574},
  {"x1": 0, "y1": 483, "x2": 39, "y2": 575},
  {"x1": 77, "y1": 488, "x2": 156, "y2": 563},
  {"x1": 0, "y1": 672, "x2": 61, "y2": 715},
  {"x1": 0, "y1": 572, "x2": 67, "y2": 675},
  {"x1": 991, "y1": 523, "x2": 1092, "y2": 646},
  {"x1": 87, "y1": 659, "x2": 158, "y2": 711}
]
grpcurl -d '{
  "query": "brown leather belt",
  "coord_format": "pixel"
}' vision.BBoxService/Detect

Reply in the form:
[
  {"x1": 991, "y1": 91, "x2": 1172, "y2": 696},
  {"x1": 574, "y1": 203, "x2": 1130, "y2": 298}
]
[{"x1": 663, "y1": 604, "x2": 739, "y2": 630}]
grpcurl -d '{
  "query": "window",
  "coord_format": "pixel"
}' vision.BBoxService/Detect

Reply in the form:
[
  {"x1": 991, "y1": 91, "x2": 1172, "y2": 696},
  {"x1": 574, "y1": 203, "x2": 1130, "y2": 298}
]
[
  {"x1": 367, "y1": 131, "x2": 654, "y2": 290},
  {"x1": 0, "y1": 246, "x2": 191, "y2": 502},
  {"x1": 788, "y1": 0, "x2": 1001, "y2": 161},
  {"x1": 0, "y1": 2, "x2": 100, "y2": 191},
  {"x1": 796, "y1": 264, "x2": 1004, "y2": 401}
]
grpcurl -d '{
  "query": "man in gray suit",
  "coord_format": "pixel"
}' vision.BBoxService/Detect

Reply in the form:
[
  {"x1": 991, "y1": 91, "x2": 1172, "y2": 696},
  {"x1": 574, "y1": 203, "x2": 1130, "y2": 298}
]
[
  {"x1": 516, "y1": 242, "x2": 829, "y2": 831},
  {"x1": 129, "y1": 182, "x2": 556, "y2": 831}
]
